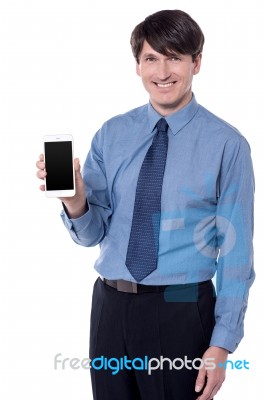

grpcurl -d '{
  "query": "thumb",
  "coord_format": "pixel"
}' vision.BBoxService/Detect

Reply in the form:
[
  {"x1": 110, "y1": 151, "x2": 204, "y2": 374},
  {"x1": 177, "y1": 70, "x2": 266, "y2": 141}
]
[
  {"x1": 73, "y1": 158, "x2": 81, "y2": 173},
  {"x1": 71, "y1": 158, "x2": 85, "y2": 195},
  {"x1": 195, "y1": 366, "x2": 206, "y2": 393},
  {"x1": 73, "y1": 158, "x2": 83, "y2": 183}
]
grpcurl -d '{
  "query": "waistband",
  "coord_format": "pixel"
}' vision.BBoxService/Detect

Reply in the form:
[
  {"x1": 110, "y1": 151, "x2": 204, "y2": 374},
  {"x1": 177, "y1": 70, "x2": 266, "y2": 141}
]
[{"x1": 102, "y1": 277, "x2": 212, "y2": 295}]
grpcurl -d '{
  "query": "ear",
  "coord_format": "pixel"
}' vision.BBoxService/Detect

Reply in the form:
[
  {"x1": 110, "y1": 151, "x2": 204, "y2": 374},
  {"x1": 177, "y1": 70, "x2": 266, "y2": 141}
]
[
  {"x1": 193, "y1": 53, "x2": 202, "y2": 76},
  {"x1": 136, "y1": 62, "x2": 141, "y2": 77}
]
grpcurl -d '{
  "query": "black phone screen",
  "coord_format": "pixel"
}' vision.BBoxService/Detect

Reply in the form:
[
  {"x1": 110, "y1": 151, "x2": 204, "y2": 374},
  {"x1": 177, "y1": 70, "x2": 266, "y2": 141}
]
[{"x1": 44, "y1": 141, "x2": 74, "y2": 191}]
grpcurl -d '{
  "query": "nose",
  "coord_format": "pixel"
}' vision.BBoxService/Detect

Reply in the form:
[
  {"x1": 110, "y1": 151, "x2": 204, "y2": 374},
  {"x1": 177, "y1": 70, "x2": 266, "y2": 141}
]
[{"x1": 156, "y1": 61, "x2": 171, "y2": 81}]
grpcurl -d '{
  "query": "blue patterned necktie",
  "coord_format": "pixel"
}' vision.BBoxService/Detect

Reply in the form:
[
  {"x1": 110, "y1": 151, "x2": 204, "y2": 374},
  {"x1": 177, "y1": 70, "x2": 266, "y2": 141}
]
[{"x1": 125, "y1": 118, "x2": 169, "y2": 282}]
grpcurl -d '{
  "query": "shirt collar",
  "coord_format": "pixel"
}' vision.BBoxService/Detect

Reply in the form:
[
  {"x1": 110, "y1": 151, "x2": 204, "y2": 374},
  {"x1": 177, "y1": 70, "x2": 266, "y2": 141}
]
[{"x1": 147, "y1": 93, "x2": 199, "y2": 136}]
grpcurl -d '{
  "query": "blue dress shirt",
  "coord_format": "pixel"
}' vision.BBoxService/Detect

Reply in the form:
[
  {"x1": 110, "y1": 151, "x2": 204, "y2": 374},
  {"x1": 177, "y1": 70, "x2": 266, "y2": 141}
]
[{"x1": 61, "y1": 94, "x2": 255, "y2": 353}]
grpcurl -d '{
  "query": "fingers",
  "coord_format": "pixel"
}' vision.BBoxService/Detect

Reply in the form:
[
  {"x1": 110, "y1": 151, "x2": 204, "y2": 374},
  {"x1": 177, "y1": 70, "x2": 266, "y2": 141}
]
[
  {"x1": 196, "y1": 381, "x2": 221, "y2": 400},
  {"x1": 36, "y1": 153, "x2": 44, "y2": 168},
  {"x1": 209, "y1": 383, "x2": 223, "y2": 399},
  {"x1": 36, "y1": 153, "x2": 46, "y2": 180},
  {"x1": 195, "y1": 367, "x2": 206, "y2": 393},
  {"x1": 36, "y1": 169, "x2": 47, "y2": 179},
  {"x1": 196, "y1": 373, "x2": 225, "y2": 400}
]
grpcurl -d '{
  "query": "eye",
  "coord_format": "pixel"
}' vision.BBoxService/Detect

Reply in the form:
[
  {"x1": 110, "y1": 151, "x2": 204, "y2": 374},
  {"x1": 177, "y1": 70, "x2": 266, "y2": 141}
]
[
  {"x1": 169, "y1": 56, "x2": 181, "y2": 63},
  {"x1": 145, "y1": 57, "x2": 157, "y2": 63}
]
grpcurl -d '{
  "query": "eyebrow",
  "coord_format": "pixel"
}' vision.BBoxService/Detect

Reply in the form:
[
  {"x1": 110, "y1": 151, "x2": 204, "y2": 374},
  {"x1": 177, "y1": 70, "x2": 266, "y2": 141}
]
[
  {"x1": 142, "y1": 53, "x2": 158, "y2": 58},
  {"x1": 141, "y1": 51, "x2": 183, "y2": 59}
]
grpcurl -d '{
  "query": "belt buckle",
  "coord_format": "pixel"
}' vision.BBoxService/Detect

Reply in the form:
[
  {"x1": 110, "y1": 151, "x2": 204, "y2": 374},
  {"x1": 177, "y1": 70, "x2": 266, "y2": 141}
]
[{"x1": 117, "y1": 280, "x2": 138, "y2": 294}]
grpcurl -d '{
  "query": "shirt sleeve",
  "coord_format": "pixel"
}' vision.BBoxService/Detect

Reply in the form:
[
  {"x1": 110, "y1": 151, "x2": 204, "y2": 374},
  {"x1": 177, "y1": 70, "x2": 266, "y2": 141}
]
[
  {"x1": 60, "y1": 128, "x2": 112, "y2": 247},
  {"x1": 210, "y1": 135, "x2": 255, "y2": 353}
]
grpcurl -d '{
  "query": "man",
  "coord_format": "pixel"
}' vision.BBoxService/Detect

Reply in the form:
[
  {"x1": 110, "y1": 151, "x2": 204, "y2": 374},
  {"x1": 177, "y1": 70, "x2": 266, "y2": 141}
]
[{"x1": 36, "y1": 9, "x2": 255, "y2": 400}]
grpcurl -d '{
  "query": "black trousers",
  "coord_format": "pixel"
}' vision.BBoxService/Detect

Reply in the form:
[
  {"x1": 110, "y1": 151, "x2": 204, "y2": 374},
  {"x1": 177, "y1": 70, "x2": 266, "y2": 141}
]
[{"x1": 89, "y1": 277, "x2": 216, "y2": 400}]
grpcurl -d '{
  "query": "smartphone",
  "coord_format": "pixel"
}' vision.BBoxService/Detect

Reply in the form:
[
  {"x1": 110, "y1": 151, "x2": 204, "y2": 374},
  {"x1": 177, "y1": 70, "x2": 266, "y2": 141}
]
[{"x1": 43, "y1": 134, "x2": 75, "y2": 197}]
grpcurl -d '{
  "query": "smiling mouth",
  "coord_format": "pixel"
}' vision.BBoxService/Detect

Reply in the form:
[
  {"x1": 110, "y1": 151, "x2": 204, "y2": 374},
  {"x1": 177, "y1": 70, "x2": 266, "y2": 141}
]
[{"x1": 155, "y1": 82, "x2": 176, "y2": 88}]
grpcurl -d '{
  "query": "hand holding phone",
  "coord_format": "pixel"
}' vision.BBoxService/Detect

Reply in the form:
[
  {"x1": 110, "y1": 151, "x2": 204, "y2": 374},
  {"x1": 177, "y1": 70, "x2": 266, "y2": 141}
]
[
  {"x1": 43, "y1": 134, "x2": 75, "y2": 197},
  {"x1": 37, "y1": 135, "x2": 88, "y2": 218}
]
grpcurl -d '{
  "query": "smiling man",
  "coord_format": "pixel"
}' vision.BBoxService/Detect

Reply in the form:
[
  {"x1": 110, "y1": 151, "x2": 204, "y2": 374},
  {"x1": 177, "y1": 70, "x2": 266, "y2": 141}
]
[{"x1": 37, "y1": 9, "x2": 255, "y2": 400}]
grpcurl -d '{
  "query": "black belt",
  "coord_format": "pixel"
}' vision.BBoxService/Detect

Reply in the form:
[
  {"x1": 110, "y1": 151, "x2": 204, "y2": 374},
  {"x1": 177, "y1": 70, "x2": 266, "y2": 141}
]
[{"x1": 102, "y1": 278, "x2": 210, "y2": 294}]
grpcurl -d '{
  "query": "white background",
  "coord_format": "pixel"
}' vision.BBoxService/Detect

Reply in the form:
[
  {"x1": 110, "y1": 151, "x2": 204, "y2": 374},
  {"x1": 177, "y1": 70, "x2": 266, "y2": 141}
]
[{"x1": 1, "y1": 0, "x2": 266, "y2": 398}]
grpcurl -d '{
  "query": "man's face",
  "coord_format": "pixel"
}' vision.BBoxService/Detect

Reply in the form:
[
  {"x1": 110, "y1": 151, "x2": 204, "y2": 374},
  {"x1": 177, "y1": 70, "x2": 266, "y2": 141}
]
[{"x1": 136, "y1": 41, "x2": 202, "y2": 116}]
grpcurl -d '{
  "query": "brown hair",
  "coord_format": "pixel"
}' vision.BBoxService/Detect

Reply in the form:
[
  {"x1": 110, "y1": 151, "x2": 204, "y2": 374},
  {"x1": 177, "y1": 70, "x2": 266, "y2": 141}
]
[{"x1": 130, "y1": 10, "x2": 204, "y2": 63}]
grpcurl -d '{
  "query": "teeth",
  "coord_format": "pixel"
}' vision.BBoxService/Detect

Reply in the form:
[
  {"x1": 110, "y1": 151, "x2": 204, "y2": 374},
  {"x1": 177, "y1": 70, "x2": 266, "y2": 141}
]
[{"x1": 157, "y1": 82, "x2": 174, "y2": 87}]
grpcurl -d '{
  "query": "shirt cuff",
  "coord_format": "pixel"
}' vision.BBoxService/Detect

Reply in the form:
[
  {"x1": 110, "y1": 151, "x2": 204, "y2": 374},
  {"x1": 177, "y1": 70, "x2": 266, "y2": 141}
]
[
  {"x1": 60, "y1": 201, "x2": 92, "y2": 236},
  {"x1": 209, "y1": 325, "x2": 241, "y2": 353}
]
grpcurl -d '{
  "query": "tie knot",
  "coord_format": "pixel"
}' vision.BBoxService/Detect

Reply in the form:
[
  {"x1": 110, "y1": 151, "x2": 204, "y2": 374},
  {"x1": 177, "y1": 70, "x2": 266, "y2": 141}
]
[{"x1": 157, "y1": 118, "x2": 168, "y2": 133}]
